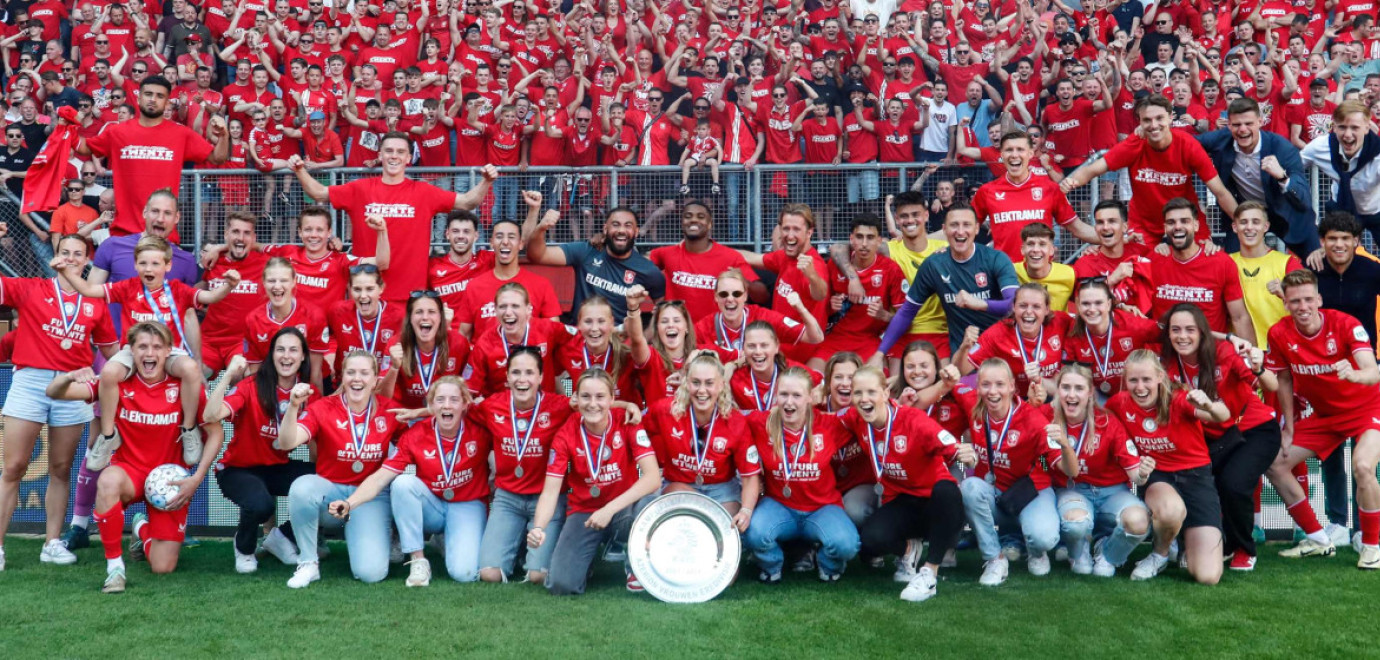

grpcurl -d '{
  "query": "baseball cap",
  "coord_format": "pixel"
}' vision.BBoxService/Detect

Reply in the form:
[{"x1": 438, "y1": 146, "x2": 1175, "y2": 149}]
[{"x1": 308, "y1": 110, "x2": 326, "y2": 121}]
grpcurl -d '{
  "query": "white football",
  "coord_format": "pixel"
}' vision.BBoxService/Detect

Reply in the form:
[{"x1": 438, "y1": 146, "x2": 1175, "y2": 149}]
[{"x1": 144, "y1": 463, "x2": 192, "y2": 511}]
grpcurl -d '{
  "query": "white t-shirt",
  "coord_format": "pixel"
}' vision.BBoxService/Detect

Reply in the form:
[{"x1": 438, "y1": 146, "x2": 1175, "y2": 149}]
[{"x1": 920, "y1": 98, "x2": 958, "y2": 154}]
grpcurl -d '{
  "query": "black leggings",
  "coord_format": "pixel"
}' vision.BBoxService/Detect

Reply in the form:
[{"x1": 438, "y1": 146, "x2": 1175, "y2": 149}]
[
  {"x1": 1210, "y1": 421, "x2": 1281, "y2": 556},
  {"x1": 859, "y1": 480, "x2": 965, "y2": 565},
  {"x1": 217, "y1": 462, "x2": 316, "y2": 555}
]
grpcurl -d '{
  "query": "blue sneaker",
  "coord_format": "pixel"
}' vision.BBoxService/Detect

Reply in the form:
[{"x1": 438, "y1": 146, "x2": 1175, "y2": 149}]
[
  {"x1": 1251, "y1": 525, "x2": 1266, "y2": 544},
  {"x1": 62, "y1": 524, "x2": 91, "y2": 550},
  {"x1": 182, "y1": 535, "x2": 201, "y2": 548}
]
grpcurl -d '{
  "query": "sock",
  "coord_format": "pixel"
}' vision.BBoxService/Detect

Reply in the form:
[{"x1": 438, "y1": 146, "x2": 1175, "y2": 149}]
[
  {"x1": 71, "y1": 515, "x2": 90, "y2": 529},
  {"x1": 1292, "y1": 461, "x2": 1310, "y2": 495},
  {"x1": 1361, "y1": 508, "x2": 1380, "y2": 547},
  {"x1": 106, "y1": 556, "x2": 124, "y2": 572},
  {"x1": 134, "y1": 516, "x2": 153, "y2": 556},
  {"x1": 1286, "y1": 499, "x2": 1325, "y2": 538},
  {"x1": 94, "y1": 502, "x2": 124, "y2": 560},
  {"x1": 1253, "y1": 481, "x2": 1262, "y2": 516},
  {"x1": 73, "y1": 464, "x2": 99, "y2": 521}
]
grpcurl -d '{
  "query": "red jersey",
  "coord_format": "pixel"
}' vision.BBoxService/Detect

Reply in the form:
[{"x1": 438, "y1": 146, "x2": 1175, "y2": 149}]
[
  {"x1": 1072, "y1": 244, "x2": 1156, "y2": 313},
  {"x1": 384, "y1": 417, "x2": 491, "y2": 502},
  {"x1": 546, "y1": 409, "x2": 654, "y2": 514},
  {"x1": 1063, "y1": 310, "x2": 1161, "y2": 395},
  {"x1": 761, "y1": 249, "x2": 829, "y2": 333},
  {"x1": 427, "y1": 250, "x2": 496, "y2": 313},
  {"x1": 299, "y1": 395, "x2": 404, "y2": 486},
  {"x1": 103, "y1": 279, "x2": 200, "y2": 350},
  {"x1": 391, "y1": 335, "x2": 473, "y2": 411},
  {"x1": 799, "y1": 117, "x2": 842, "y2": 164},
  {"x1": 325, "y1": 300, "x2": 405, "y2": 375},
  {"x1": 327, "y1": 177, "x2": 456, "y2": 302},
  {"x1": 1106, "y1": 389, "x2": 1211, "y2": 472},
  {"x1": 1048, "y1": 411, "x2": 1140, "y2": 488},
  {"x1": 0, "y1": 278, "x2": 117, "y2": 371},
  {"x1": 695, "y1": 305, "x2": 808, "y2": 362},
  {"x1": 843, "y1": 113, "x2": 879, "y2": 163},
  {"x1": 627, "y1": 112, "x2": 682, "y2": 166},
  {"x1": 85, "y1": 120, "x2": 213, "y2": 241},
  {"x1": 1266, "y1": 310, "x2": 1380, "y2": 418},
  {"x1": 756, "y1": 102, "x2": 803, "y2": 164},
  {"x1": 746, "y1": 411, "x2": 846, "y2": 512},
  {"x1": 826, "y1": 406, "x2": 874, "y2": 494},
  {"x1": 840, "y1": 405, "x2": 959, "y2": 501},
  {"x1": 1042, "y1": 99, "x2": 1097, "y2": 167},
  {"x1": 110, "y1": 376, "x2": 208, "y2": 471},
  {"x1": 1102, "y1": 134, "x2": 1218, "y2": 242},
  {"x1": 643, "y1": 401, "x2": 760, "y2": 485},
  {"x1": 967, "y1": 401, "x2": 1059, "y2": 490},
  {"x1": 201, "y1": 253, "x2": 269, "y2": 345},
  {"x1": 648, "y1": 242, "x2": 759, "y2": 320},
  {"x1": 826, "y1": 255, "x2": 907, "y2": 337},
  {"x1": 454, "y1": 122, "x2": 487, "y2": 166},
  {"x1": 729, "y1": 362, "x2": 821, "y2": 412},
  {"x1": 634, "y1": 354, "x2": 686, "y2": 410},
  {"x1": 873, "y1": 118, "x2": 916, "y2": 163},
  {"x1": 466, "y1": 318, "x2": 573, "y2": 395},
  {"x1": 453, "y1": 269, "x2": 563, "y2": 335},
  {"x1": 242, "y1": 300, "x2": 330, "y2": 363},
  {"x1": 483, "y1": 123, "x2": 523, "y2": 166},
  {"x1": 1168, "y1": 341, "x2": 1276, "y2": 437},
  {"x1": 1148, "y1": 249, "x2": 1244, "y2": 333},
  {"x1": 261, "y1": 245, "x2": 356, "y2": 309},
  {"x1": 220, "y1": 379, "x2": 319, "y2": 468},
  {"x1": 554, "y1": 340, "x2": 639, "y2": 403},
  {"x1": 968, "y1": 315, "x2": 1075, "y2": 393},
  {"x1": 471, "y1": 391, "x2": 574, "y2": 495},
  {"x1": 971, "y1": 173, "x2": 1079, "y2": 261}
]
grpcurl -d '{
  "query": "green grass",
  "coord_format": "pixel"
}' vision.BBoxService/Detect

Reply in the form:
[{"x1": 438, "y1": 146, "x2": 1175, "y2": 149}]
[{"x1": 0, "y1": 535, "x2": 1372, "y2": 659}]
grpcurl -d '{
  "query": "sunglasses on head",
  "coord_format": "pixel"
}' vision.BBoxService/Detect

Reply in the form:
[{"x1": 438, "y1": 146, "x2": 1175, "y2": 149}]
[
  {"x1": 350, "y1": 264, "x2": 379, "y2": 275},
  {"x1": 409, "y1": 290, "x2": 441, "y2": 299}
]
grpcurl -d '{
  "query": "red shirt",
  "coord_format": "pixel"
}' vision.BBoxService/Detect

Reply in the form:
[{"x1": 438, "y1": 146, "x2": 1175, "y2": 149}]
[
  {"x1": 110, "y1": 376, "x2": 209, "y2": 472},
  {"x1": 746, "y1": 411, "x2": 846, "y2": 512},
  {"x1": 1266, "y1": 310, "x2": 1380, "y2": 418},
  {"x1": 201, "y1": 253, "x2": 269, "y2": 345},
  {"x1": 299, "y1": 395, "x2": 404, "y2": 486},
  {"x1": 472, "y1": 391, "x2": 574, "y2": 495},
  {"x1": 1042, "y1": 99, "x2": 1097, "y2": 167},
  {"x1": 873, "y1": 118, "x2": 915, "y2": 163},
  {"x1": 826, "y1": 405, "x2": 873, "y2": 494},
  {"x1": 220, "y1": 379, "x2": 319, "y2": 468},
  {"x1": 1106, "y1": 389, "x2": 1211, "y2": 472},
  {"x1": 104, "y1": 279, "x2": 200, "y2": 349},
  {"x1": 328, "y1": 177, "x2": 456, "y2": 302},
  {"x1": 627, "y1": 112, "x2": 682, "y2": 166},
  {"x1": 1063, "y1": 310, "x2": 1161, "y2": 395},
  {"x1": 454, "y1": 122, "x2": 487, "y2": 167},
  {"x1": 843, "y1": 113, "x2": 878, "y2": 163},
  {"x1": 553, "y1": 340, "x2": 639, "y2": 403},
  {"x1": 756, "y1": 102, "x2": 803, "y2": 164},
  {"x1": 465, "y1": 318, "x2": 572, "y2": 395},
  {"x1": 800, "y1": 117, "x2": 842, "y2": 164},
  {"x1": 303, "y1": 128, "x2": 344, "y2": 165},
  {"x1": 453, "y1": 269, "x2": 563, "y2": 336},
  {"x1": 483, "y1": 123, "x2": 523, "y2": 166},
  {"x1": 243, "y1": 300, "x2": 330, "y2": 363},
  {"x1": 384, "y1": 417, "x2": 491, "y2": 502},
  {"x1": 1149, "y1": 248, "x2": 1243, "y2": 333},
  {"x1": 649, "y1": 242, "x2": 760, "y2": 319},
  {"x1": 0, "y1": 278, "x2": 118, "y2": 371},
  {"x1": 1072, "y1": 244, "x2": 1156, "y2": 314},
  {"x1": 325, "y1": 300, "x2": 405, "y2": 375},
  {"x1": 85, "y1": 120, "x2": 214, "y2": 241},
  {"x1": 1048, "y1": 411, "x2": 1140, "y2": 488},
  {"x1": 261, "y1": 245, "x2": 356, "y2": 309},
  {"x1": 635, "y1": 354, "x2": 686, "y2": 410},
  {"x1": 695, "y1": 305, "x2": 808, "y2": 362},
  {"x1": 564, "y1": 128, "x2": 601, "y2": 166},
  {"x1": 1102, "y1": 134, "x2": 1218, "y2": 242},
  {"x1": 427, "y1": 250, "x2": 496, "y2": 315},
  {"x1": 968, "y1": 315, "x2": 1074, "y2": 393},
  {"x1": 730, "y1": 362, "x2": 821, "y2": 412},
  {"x1": 761, "y1": 249, "x2": 829, "y2": 333},
  {"x1": 1168, "y1": 341, "x2": 1275, "y2": 437},
  {"x1": 971, "y1": 174, "x2": 1079, "y2": 261},
  {"x1": 826, "y1": 256, "x2": 907, "y2": 338},
  {"x1": 546, "y1": 410, "x2": 654, "y2": 514},
  {"x1": 528, "y1": 111, "x2": 569, "y2": 166},
  {"x1": 967, "y1": 401, "x2": 1059, "y2": 490},
  {"x1": 840, "y1": 405, "x2": 959, "y2": 501},
  {"x1": 643, "y1": 401, "x2": 760, "y2": 485},
  {"x1": 1287, "y1": 101, "x2": 1337, "y2": 143}
]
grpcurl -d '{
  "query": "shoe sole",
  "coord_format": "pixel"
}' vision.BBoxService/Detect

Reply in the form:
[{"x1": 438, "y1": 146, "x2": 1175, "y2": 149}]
[
  {"x1": 900, "y1": 589, "x2": 936, "y2": 602},
  {"x1": 40, "y1": 555, "x2": 78, "y2": 566},
  {"x1": 1228, "y1": 565, "x2": 1255, "y2": 571},
  {"x1": 1279, "y1": 548, "x2": 1336, "y2": 559}
]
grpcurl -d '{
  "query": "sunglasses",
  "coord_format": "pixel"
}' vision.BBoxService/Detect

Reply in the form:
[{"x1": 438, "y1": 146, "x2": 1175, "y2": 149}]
[
  {"x1": 133, "y1": 68, "x2": 147, "y2": 73},
  {"x1": 96, "y1": 40, "x2": 109, "y2": 44},
  {"x1": 7, "y1": 134, "x2": 23, "y2": 139},
  {"x1": 1156, "y1": 20, "x2": 1170, "y2": 25},
  {"x1": 694, "y1": 105, "x2": 709, "y2": 110},
  {"x1": 772, "y1": 93, "x2": 787, "y2": 98},
  {"x1": 649, "y1": 96, "x2": 664, "y2": 101},
  {"x1": 865, "y1": 17, "x2": 879, "y2": 22},
  {"x1": 82, "y1": 171, "x2": 96, "y2": 176},
  {"x1": 956, "y1": 50, "x2": 971, "y2": 55},
  {"x1": 716, "y1": 290, "x2": 746, "y2": 299},
  {"x1": 883, "y1": 62, "x2": 897, "y2": 67},
  {"x1": 350, "y1": 264, "x2": 379, "y2": 275},
  {"x1": 68, "y1": 187, "x2": 84, "y2": 192},
  {"x1": 409, "y1": 290, "x2": 440, "y2": 299}
]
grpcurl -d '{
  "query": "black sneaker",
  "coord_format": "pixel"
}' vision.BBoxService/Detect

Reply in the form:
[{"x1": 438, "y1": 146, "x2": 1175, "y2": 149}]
[{"x1": 62, "y1": 524, "x2": 91, "y2": 550}]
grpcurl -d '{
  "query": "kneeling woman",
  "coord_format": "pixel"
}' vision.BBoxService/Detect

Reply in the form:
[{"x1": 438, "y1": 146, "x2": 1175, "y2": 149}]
[
  {"x1": 278, "y1": 350, "x2": 404, "y2": 589},
  {"x1": 743, "y1": 367, "x2": 861, "y2": 583},
  {"x1": 528, "y1": 370, "x2": 661, "y2": 595},
  {"x1": 959, "y1": 359, "x2": 1061, "y2": 587},
  {"x1": 1106, "y1": 349, "x2": 1231, "y2": 585},
  {"x1": 1046, "y1": 365, "x2": 1150, "y2": 578},
  {"x1": 204, "y1": 331, "x2": 319, "y2": 574},
  {"x1": 844, "y1": 366, "x2": 968, "y2": 603},
  {"x1": 328, "y1": 377, "x2": 490, "y2": 586}
]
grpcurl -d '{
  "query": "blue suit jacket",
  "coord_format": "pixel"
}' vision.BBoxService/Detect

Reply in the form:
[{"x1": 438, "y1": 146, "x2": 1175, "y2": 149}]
[{"x1": 1196, "y1": 129, "x2": 1317, "y2": 252}]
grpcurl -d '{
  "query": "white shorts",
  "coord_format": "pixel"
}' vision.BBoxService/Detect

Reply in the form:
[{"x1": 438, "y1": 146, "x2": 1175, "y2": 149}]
[
  {"x1": 108, "y1": 346, "x2": 193, "y2": 380},
  {"x1": 3, "y1": 367, "x2": 94, "y2": 427}
]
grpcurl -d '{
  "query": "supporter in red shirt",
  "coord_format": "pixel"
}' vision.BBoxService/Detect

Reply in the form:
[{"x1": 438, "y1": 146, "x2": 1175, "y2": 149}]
[
  {"x1": 1042, "y1": 77, "x2": 1114, "y2": 170},
  {"x1": 1148, "y1": 198, "x2": 1254, "y2": 338}
]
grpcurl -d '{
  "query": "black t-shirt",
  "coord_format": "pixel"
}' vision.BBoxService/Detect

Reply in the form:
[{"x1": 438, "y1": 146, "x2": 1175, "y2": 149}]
[
  {"x1": 1314, "y1": 256, "x2": 1380, "y2": 349},
  {"x1": 14, "y1": 121, "x2": 47, "y2": 153},
  {"x1": 560, "y1": 241, "x2": 667, "y2": 320},
  {"x1": 0, "y1": 146, "x2": 34, "y2": 197}
]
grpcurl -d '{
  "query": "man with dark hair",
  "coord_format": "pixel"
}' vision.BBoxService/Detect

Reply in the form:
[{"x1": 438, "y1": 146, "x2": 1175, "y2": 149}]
[
  {"x1": 1072, "y1": 200, "x2": 1155, "y2": 314},
  {"x1": 817, "y1": 213, "x2": 905, "y2": 369},
  {"x1": 525, "y1": 204, "x2": 667, "y2": 321},
  {"x1": 76, "y1": 75, "x2": 228, "y2": 242},
  {"x1": 649, "y1": 199, "x2": 760, "y2": 319},
  {"x1": 428, "y1": 209, "x2": 495, "y2": 315},
  {"x1": 40, "y1": 70, "x2": 81, "y2": 110},
  {"x1": 880, "y1": 191, "x2": 950, "y2": 363},
  {"x1": 972, "y1": 130, "x2": 1097, "y2": 261},
  {"x1": 1150, "y1": 197, "x2": 1255, "y2": 338},
  {"x1": 1196, "y1": 97, "x2": 1316, "y2": 255}
]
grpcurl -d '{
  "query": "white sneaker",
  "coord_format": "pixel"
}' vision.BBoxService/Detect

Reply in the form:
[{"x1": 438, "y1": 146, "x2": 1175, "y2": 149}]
[
  {"x1": 1166, "y1": 538, "x2": 1179, "y2": 563},
  {"x1": 1326, "y1": 523, "x2": 1351, "y2": 548},
  {"x1": 85, "y1": 430, "x2": 120, "y2": 471},
  {"x1": 1092, "y1": 556, "x2": 1117, "y2": 578},
  {"x1": 1071, "y1": 552, "x2": 1093, "y2": 575},
  {"x1": 1355, "y1": 532, "x2": 1364, "y2": 553},
  {"x1": 1131, "y1": 553, "x2": 1169, "y2": 581},
  {"x1": 940, "y1": 548, "x2": 957, "y2": 568},
  {"x1": 1053, "y1": 545, "x2": 1069, "y2": 563},
  {"x1": 899, "y1": 566, "x2": 938, "y2": 602},
  {"x1": 893, "y1": 540, "x2": 920, "y2": 583},
  {"x1": 102, "y1": 566, "x2": 126, "y2": 594},
  {"x1": 1278, "y1": 537, "x2": 1336, "y2": 558},
  {"x1": 40, "y1": 539, "x2": 78, "y2": 565},
  {"x1": 260, "y1": 527, "x2": 300, "y2": 565},
  {"x1": 287, "y1": 562, "x2": 321, "y2": 589},
  {"x1": 1359, "y1": 544, "x2": 1380, "y2": 570},
  {"x1": 234, "y1": 549, "x2": 259, "y2": 574},
  {"x1": 180, "y1": 426, "x2": 204, "y2": 465},
  {"x1": 389, "y1": 538, "x2": 405, "y2": 564},
  {"x1": 0, "y1": 546, "x2": 5, "y2": 571},
  {"x1": 1027, "y1": 551, "x2": 1051, "y2": 576},
  {"x1": 405, "y1": 557, "x2": 432, "y2": 587},
  {"x1": 979, "y1": 557, "x2": 1009, "y2": 586}
]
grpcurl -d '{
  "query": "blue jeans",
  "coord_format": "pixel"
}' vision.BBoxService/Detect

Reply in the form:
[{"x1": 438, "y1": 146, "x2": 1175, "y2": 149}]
[
  {"x1": 841, "y1": 483, "x2": 877, "y2": 528},
  {"x1": 477, "y1": 487, "x2": 567, "y2": 577},
  {"x1": 722, "y1": 170, "x2": 745, "y2": 241},
  {"x1": 846, "y1": 170, "x2": 880, "y2": 204},
  {"x1": 287, "y1": 474, "x2": 393, "y2": 583},
  {"x1": 1056, "y1": 484, "x2": 1148, "y2": 567},
  {"x1": 390, "y1": 474, "x2": 487, "y2": 582},
  {"x1": 959, "y1": 477, "x2": 1059, "y2": 561},
  {"x1": 490, "y1": 176, "x2": 520, "y2": 222},
  {"x1": 743, "y1": 497, "x2": 860, "y2": 577}
]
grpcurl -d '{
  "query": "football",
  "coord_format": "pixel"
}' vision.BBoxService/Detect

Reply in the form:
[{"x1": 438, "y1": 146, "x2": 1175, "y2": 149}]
[{"x1": 144, "y1": 463, "x2": 192, "y2": 511}]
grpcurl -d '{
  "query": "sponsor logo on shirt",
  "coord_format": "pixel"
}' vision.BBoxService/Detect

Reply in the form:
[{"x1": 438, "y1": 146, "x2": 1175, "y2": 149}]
[
  {"x1": 1155, "y1": 284, "x2": 1214, "y2": 303},
  {"x1": 363, "y1": 203, "x2": 416, "y2": 218},
  {"x1": 119, "y1": 145, "x2": 177, "y2": 162},
  {"x1": 671, "y1": 271, "x2": 717, "y2": 290},
  {"x1": 1134, "y1": 169, "x2": 1189, "y2": 186}
]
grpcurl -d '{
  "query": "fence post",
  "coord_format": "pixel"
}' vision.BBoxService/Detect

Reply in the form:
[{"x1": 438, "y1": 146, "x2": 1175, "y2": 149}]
[
  {"x1": 1310, "y1": 165, "x2": 1321, "y2": 230},
  {"x1": 193, "y1": 171, "x2": 204, "y2": 258},
  {"x1": 610, "y1": 167, "x2": 619, "y2": 208}
]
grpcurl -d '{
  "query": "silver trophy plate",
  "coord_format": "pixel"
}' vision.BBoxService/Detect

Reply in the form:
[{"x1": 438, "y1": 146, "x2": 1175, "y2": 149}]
[{"x1": 627, "y1": 491, "x2": 741, "y2": 603}]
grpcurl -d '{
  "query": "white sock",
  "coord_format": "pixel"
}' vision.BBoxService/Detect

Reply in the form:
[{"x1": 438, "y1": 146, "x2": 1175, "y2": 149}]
[
  {"x1": 107, "y1": 557, "x2": 125, "y2": 572},
  {"x1": 1306, "y1": 530, "x2": 1329, "y2": 544},
  {"x1": 1150, "y1": 551, "x2": 1168, "y2": 561},
  {"x1": 72, "y1": 515, "x2": 90, "y2": 528},
  {"x1": 1252, "y1": 513, "x2": 1262, "y2": 526}
]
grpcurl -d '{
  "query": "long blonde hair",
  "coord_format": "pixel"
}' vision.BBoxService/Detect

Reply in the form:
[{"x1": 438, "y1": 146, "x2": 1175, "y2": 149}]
[
  {"x1": 1123, "y1": 349, "x2": 1173, "y2": 425},
  {"x1": 766, "y1": 367, "x2": 818, "y2": 463},
  {"x1": 670, "y1": 352, "x2": 736, "y2": 419},
  {"x1": 1052, "y1": 364, "x2": 1098, "y2": 448},
  {"x1": 971, "y1": 358, "x2": 1016, "y2": 423},
  {"x1": 575, "y1": 296, "x2": 629, "y2": 376}
]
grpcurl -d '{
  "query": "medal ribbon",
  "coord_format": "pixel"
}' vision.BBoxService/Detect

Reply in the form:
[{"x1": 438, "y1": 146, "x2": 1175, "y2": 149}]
[
  {"x1": 579, "y1": 415, "x2": 611, "y2": 485},
  {"x1": 749, "y1": 365, "x2": 778, "y2": 412},
  {"x1": 356, "y1": 301, "x2": 384, "y2": 355},
  {"x1": 715, "y1": 312, "x2": 744, "y2": 352},
  {"x1": 982, "y1": 401, "x2": 1019, "y2": 477},
  {"x1": 509, "y1": 393, "x2": 543, "y2": 463},
  {"x1": 689, "y1": 409, "x2": 718, "y2": 477},
  {"x1": 142, "y1": 283, "x2": 189, "y2": 352},
  {"x1": 779, "y1": 427, "x2": 807, "y2": 483},
  {"x1": 1016, "y1": 324, "x2": 1045, "y2": 372},
  {"x1": 1085, "y1": 319, "x2": 1115, "y2": 381},
  {"x1": 344, "y1": 396, "x2": 374, "y2": 460},
  {"x1": 434, "y1": 418, "x2": 465, "y2": 484},
  {"x1": 582, "y1": 343, "x2": 610, "y2": 371},
  {"x1": 53, "y1": 279, "x2": 82, "y2": 337},
  {"x1": 498, "y1": 322, "x2": 531, "y2": 363},
  {"x1": 866, "y1": 406, "x2": 895, "y2": 482},
  {"x1": 416, "y1": 347, "x2": 437, "y2": 392}
]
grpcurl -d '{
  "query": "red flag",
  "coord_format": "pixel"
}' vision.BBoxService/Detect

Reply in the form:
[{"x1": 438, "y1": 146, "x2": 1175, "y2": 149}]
[{"x1": 21, "y1": 107, "x2": 80, "y2": 215}]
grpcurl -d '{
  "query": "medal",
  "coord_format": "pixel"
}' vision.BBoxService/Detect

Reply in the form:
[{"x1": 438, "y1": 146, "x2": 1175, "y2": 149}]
[
  {"x1": 345, "y1": 396, "x2": 374, "y2": 473},
  {"x1": 689, "y1": 410, "x2": 718, "y2": 486},
  {"x1": 579, "y1": 416, "x2": 611, "y2": 500},
  {"x1": 874, "y1": 483, "x2": 884, "y2": 496},
  {"x1": 434, "y1": 418, "x2": 464, "y2": 500},
  {"x1": 60, "y1": 339, "x2": 73, "y2": 350},
  {"x1": 695, "y1": 475, "x2": 705, "y2": 486},
  {"x1": 589, "y1": 485, "x2": 601, "y2": 498},
  {"x1": 141, "y1": 282, "x2": 190, "y2": 352},
  {"x1": 1085, "y1": 321, "x2": 1115, "y2": 384},
  {"x1": 415, "y1": 346, "x2": 438, "y2": 393},
  {"x1": 865, "y1": 406, "x2": 895, "y2": 487},
  {"x1": 749, "y1": 365, "x2": 779, "y2": 412},
  {"x1": 1016, "y1": 324, "x2": 1045, "y2": 375},
  {"x1": 510, "y1": 394, "x2": 543, "y2": 476},
  {"x1": 514, "y1": 466, "x2": 525, "y2": 478},
  {"x1": 782, "y1": 485, "x2": 792, "y2": 499},
  {"x1": 838, "y1": 465, "x2": 849, "y2": 478},
  {"x1": 54, "y1": 280, "x2": 83, "y2": 350},
  {"x1": 443, "y1": 488, "x2": 455, "y2": 500},
  {"x1": 715, "y1": 312, "x2": 745, "y2": 352},
  {"x1": 357, "y1": 303, "x2": 384, "y2": 355},
  {"x1": 498, "y1": 322, "x2": 531, "y2": 364},
  {"x1": 779, "y1": 427, "x2": 806, "y2": 500},
  {"x1": 1099, "y1": 381, "x2": 1111, "y2": 394},
  {"x1": 984, "y1": 471, "x2": 996, "y2": 485},
  {"x1": 982, "y1": 402, "x2": 1019, "y2": 487},
  {"x1": 352, "y1": 460, "x2": 365, "y2": 473},
  {"x1": 582, "y1": 343, "x2": 611, "y2": 371},
  {"x1": 516, "y1": 418, "x2": 530, "y2": 432}
]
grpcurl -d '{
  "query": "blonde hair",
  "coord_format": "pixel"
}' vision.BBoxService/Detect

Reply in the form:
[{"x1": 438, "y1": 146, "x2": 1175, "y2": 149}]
[
  {"x1": 1052, "y1": 364, "x2": 1097, "y2": 431},
  {"x1": 125, "y1": 321, "x2": 172, "y2": 347},
  {"x1": 714, "y1": 269, "x2": 750, "y2": 294},
  {"x1": 670, "y1": 352, "x2": 736, "y2": 418},
  {"x1": 425, "y1": 375, "x2": 472, "y2": 408},
  {"x1": 133, "y1": 234, "x2": 173, "y2": 262},
  {"x1": 576, "y1": 296, "x2": 629, "y2": 377},
  {"x1": 1123, "y1": 349, "x2": 1173, "y2": 425},
  {"x1": 972, "y1": 358, "x2": 1015, "y2": 422},
  {"x1": 341, "y1": 349, "x2": 379, "y2": 375},
  {"x1": 766, "y1": 367, "x2": 818, "y2": 463},
  {"x1": 573, "y1": 368, "x2": 617, "y2": 402}
]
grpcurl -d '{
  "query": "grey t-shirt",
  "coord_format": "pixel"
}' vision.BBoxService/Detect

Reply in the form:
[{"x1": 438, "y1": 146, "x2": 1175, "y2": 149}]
[{"x1": 560, "y1": 241, "x2": 667, "y2": 319}]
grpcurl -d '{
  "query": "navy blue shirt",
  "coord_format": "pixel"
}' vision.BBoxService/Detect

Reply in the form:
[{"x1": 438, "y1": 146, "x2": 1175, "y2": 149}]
[
  {"x1": 906, "y1": 244, "x2": 1019, "y2": 351},
  {"x1": 1312, "y1": 255, "x2": 1380, "y2": 348},
  {"x1": 560, "y1": 241, "x2": 667, "y2": 320}
]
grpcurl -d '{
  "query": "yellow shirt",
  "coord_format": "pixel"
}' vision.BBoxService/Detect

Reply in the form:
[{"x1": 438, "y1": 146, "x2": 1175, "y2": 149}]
[
  {"x1": 1016, "y1": 262, "x2": 1076, "y2": 312},
  {"x1": 888, "y1": 238, "x2": 949, "y2": 335},
  {"x1": 1230, "y1": 250, "x2": 1300, "y2": 347}
]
